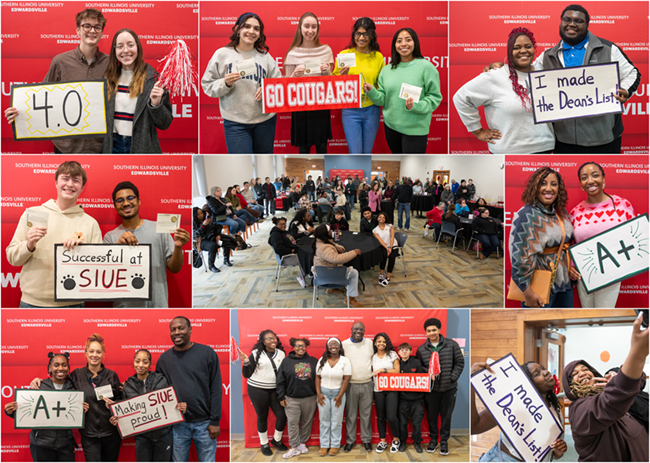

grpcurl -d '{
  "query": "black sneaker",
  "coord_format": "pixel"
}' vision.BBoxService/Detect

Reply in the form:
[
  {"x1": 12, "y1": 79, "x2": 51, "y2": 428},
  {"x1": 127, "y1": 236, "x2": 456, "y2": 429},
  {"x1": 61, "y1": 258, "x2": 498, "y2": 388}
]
[
  {"x1": 399, "y1": 442, "x2": 406, "y2": 453},
  {"x1": 270, "y1": 438, "x2": 288, "y2": 451},
  {"x1": 261, "y1": 444, "x2": 272, "y2": 456},
  {"x1": 414, "y1": 443, "x2": 423, "y2": 454},
  {"x1": 427, "y1": 442, "x2": 438, "y2": 453},
  {"x1": 440, "y1": 441, "x2": 449, "y2": 455}
]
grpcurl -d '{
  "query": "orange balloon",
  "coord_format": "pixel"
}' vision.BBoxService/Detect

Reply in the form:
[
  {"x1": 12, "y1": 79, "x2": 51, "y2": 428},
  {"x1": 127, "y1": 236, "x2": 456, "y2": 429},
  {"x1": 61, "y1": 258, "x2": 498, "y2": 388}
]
[{"x1": 600, "y1": 351, "x2": 610, "y2": 362}]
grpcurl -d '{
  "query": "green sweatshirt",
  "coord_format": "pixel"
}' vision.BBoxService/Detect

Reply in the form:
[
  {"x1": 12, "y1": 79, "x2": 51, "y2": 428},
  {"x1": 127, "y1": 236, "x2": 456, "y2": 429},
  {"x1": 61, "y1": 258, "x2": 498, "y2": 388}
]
[{"x1": 368, "y1": 58, "x2": 442, "y2": 136}]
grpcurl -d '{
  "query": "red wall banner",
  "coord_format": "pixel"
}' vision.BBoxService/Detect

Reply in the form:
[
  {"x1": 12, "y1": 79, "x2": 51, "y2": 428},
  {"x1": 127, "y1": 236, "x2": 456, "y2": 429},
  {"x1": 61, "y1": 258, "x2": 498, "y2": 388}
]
[
  {"x1": 262, "y1": 75, "x2": 362, "y2": 113},
  {"x1": 329, "y1": 169, "x2": 366, "y2": 182},
  {"x1": 1, "y1": 1, "x2": 199, "y2": 154},
  {"x1": 1, "y1": 155, "x2": 193, "y2": 308},
  {"x1": 0, "y1": 309, "x2": 230, "y2": 462},
  {"x1": 504, "y1": 155, "x2": 649, "y2": 308},
  {"x1": 449, "y1": 1, "x2": 649, "y2": 154},
  {"x1": 237, "y1": 309, "x2": 448, "y2": 447},
  {"x1": 200, "y1": 1, "x2": 448, "y2": 154}
]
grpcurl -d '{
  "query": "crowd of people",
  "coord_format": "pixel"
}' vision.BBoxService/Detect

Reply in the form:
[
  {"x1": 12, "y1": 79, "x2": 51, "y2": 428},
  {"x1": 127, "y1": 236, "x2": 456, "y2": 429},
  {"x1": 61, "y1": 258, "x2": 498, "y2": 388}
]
[{"x1": 239, "y1": 318, "x2": 465, "y2": 457}]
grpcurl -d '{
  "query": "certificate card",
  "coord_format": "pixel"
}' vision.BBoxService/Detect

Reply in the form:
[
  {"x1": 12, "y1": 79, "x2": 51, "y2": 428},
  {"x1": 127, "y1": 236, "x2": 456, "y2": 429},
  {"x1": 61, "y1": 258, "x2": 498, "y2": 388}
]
[
  {"x1": 236, "y1": 58, "x2": 257, "y2": 77},
  {"x1": 156, "y1": 214, "x2": 181, "y2": 233},
  {"x1": 26, "y1": 209, "x2": 49, "y2": 229},
  {"x1": 399, "y1": 83, "x2": 422, "y2": 103},
  {"x1": 94, "y1": 385, "x2": 114, "y2": 401},
  {"x1": 337, "y1": 54, "x2": 356, "y2": 69},
  {"x1": 304, "y1": 61, "x2": 322, "y2": 76}
]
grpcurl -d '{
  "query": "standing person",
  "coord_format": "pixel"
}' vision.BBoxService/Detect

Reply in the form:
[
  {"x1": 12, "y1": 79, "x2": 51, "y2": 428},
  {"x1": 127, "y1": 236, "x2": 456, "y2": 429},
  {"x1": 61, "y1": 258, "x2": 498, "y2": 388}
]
[
  {"x1": 342, "y1": 321, "x2": 374, "y2": 452},
  {"x1": 284, "y1": 12, "x2": 334, "y2": 153},
  {"x1": 332, "y1": 17, "x2": 384, "y2": 153},
  {"x1": 371, "y1": 333, "x2": 400, "y2": 454},
  {"x1": 509, "y1": 167, "x2": 574, "y2": 308},
  {"x1": 373, "y1": 212, "x2": 399, "y2": 287},
  {"x1": 397, "y1": 343, "x2": 426, "y2": 453},
  {"x1": 103, "y1": 29, "x2": 172, "y2": 153},
  {"x1": 364, "y1": 28, "x2": 442, "y2": 153},
  {"x1": 345, "y1": 179, "x2": 357, "y2": 210},
  {"x1": 315, "y1": 338, "x2": 352, "y2": 456},
  {"x1": 358, "y1": 184, "x2": 369, "y2": 210},
  {"x1": 416, "y1": 318, "x2": 464, "y2": 455},
  {"x1": 193, "y1": 207, "x2": 236, "y2": 273},
  {"x1": 156, "y1": 317, "x2": 222, "y2": 462},
  {"x1": 6, "y1": 161, "x2": 102, "y2": 308},
  {"x1": 276, "y1": 338, "x2": 319, "y2": 459},
  {"x1": 240, "y1": 330, "x2": 288, "y2": 456},
  {"x1": 368, "y1": 182, "x2": 382, "y2": 213},
  {"x1": 110, "y1": 349, "x2": 185, "y2": 462},
  {"x1": 395, "y1": 178, "x2": 413, "y2": 231},
  {"x1": 262, "y1": 177, "x2": 277, "y2": 217},
  {"x1": 569, "y1": 162, "x2": 637, "y2": 308},
  {"x1": 5, "y1": 9, "x2": 108, "y2": 153},
  {"x1": 468, "y1": 179, "x2": 476, "y2": 201},
  {"x1": 305, "y1": 175, "x2": 316, "y2": 202},
  {"x1": 202, "y1": 12, "x2": 281, "y2": 153},
  {"x1": 456, "y1": 181, "x2": 470, "y2": 201},
  {"x1": 383, "y1": 180, "x2": 397, "y2": 202},
  {"x1": 103, "y1": 181, "x2": 190, "y2": 308},
  {"x1": 5, "y1": 353, "x2": 83, "y2": 462}
]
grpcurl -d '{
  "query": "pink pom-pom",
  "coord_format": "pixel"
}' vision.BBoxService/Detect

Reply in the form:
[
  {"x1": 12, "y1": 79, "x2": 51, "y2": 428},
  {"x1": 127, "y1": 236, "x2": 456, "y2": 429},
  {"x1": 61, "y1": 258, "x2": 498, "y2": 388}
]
[{"x1": 157, "y1": 39, "x2": 198, "y2": 99}]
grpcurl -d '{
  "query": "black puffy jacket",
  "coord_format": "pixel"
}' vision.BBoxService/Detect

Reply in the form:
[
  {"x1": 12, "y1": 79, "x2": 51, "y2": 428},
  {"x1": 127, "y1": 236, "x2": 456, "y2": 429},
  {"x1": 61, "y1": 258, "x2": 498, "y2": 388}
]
[
  {"x1": 415, "y1": 335, "x2": 464, "y2": 392},
  {"x1": 121, "y1": 371, "x2": 172, "y2": 440}
]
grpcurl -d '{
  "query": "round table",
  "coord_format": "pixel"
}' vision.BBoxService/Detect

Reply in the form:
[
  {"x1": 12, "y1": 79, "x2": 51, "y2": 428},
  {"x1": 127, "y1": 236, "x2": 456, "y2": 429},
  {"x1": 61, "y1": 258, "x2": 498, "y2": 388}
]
[
  {"x1": 411, "y1": 195, "x2": 435, "y2": 217},
  {"x1": 380, "y1": 200, "x2": 395, "y2": 224},
  {"x1": 467, "y1": 202, "x2": 504, "y2": 220}
]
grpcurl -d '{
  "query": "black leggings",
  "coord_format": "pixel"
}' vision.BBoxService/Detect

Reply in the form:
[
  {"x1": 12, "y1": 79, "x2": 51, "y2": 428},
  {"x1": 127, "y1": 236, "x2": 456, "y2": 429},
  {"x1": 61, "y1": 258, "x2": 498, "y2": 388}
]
[
  {"x1": 379, "y1": 246, "x2": 399, "y2": 273},
  {"x1": 299, "y1": 143, "x2": 327, "y2": 154},
  {"x1": 248, "y1": 384, "x2": 287, "y2": 433},
  {"x1": 384, "y1": 125, "x2": 428, "y2": 154},
  {"x1": 374, "y1": 391, "x2": 399, "y2": 440}
]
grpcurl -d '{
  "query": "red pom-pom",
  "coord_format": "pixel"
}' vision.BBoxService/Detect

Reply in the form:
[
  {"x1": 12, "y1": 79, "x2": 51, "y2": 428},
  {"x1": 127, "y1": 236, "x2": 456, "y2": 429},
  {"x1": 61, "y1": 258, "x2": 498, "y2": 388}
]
[{"x1": 157, "y1": 39, "x2": 198, "y2": 99}]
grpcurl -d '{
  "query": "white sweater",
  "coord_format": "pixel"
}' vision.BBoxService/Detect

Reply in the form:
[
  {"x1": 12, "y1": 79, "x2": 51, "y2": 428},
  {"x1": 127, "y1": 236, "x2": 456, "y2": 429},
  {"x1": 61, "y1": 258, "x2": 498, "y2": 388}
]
[
  {"x1": 342, "y1": 338, "x2": 373, "y2": 384},
  {"x1": 245, "y1": 349, "x2": 285, "y2": 389},
  {"x1": 453, "y1": 65, "x2": 555, "y2": 154}
]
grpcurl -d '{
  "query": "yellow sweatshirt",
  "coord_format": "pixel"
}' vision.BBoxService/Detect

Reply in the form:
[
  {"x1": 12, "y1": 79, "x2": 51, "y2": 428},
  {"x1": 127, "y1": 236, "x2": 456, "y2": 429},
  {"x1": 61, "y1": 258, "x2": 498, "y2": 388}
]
[{"x1": 333, "y1": 48, "x2": 385, "y2": 108}]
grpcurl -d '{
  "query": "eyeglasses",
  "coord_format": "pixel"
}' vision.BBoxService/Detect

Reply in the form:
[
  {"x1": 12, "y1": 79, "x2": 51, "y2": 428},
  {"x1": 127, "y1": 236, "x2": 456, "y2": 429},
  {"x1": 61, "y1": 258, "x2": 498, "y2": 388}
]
[
  {"x1": 114, "y1": 195, "x2": 137, "y2": 204},
  {"x1": 354, "y1": 31, "x2": 371, "y2": 38},
  {"x1": 561, "y1": 17, "x2": 586, "y2": 25},
  {"x1": 80, "y1": 23, "x2": 103, "y2": 32},
  {"x1": 115, "y1": 42, "x2": 137, "y2": 51}
]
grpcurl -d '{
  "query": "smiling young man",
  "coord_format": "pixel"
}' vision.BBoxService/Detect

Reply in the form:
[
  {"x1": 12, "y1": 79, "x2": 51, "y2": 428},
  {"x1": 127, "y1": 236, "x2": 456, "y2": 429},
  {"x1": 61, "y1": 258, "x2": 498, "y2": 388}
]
[
  {"x1": 6, "y1": 161, "x2": 102, "y2": 308},
  {"x1": 416, "y1": 318, "x2": 464, "y2": 456},
  {"x1": 156, "y1": 316, "x2": 222, "y2": 462},
  {"x1": 103, "y1": 181, "x2": 189, "y2": 308}
]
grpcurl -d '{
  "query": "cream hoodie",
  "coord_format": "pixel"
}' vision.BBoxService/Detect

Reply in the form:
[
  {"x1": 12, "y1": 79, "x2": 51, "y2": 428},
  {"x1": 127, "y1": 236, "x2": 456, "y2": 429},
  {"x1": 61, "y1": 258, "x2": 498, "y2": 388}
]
[{"x1": 6, "y1": 199, "x2": 102, "y2": 307}]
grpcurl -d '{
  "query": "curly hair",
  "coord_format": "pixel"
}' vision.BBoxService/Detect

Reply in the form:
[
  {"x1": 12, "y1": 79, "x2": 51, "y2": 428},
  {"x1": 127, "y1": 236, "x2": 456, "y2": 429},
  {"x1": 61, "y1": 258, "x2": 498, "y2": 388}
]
[
  {"x1": 521, "y1": 362, "x2": 562, "y2": 416},
  {"x1": 317, "y1": 338, "x2": 346, "y2": 372},
  {"x1": 520, "y1": 167, "x2": 568, "y2": 217},
  {"x1": 250, "y1": 330, "x2": 285, "y2": 372},
  {"x1": 346, "y1": 17, "x2": 380, "y2": 53},
  {"x1": 289, "y1": 337, "x2": 311, "y2": 347},
  {"x1": 372, "y1": 332, "x2": 396, "y2": 355},
  {"x1": 227, "y1": 13, "x2": 270, "y2": 54},
  {"x1": 570, "y1": 380, "x2": 605, "y2": 398},
  {"x1": 506, "y1": 28, "x2": 536, "y2": 111}
]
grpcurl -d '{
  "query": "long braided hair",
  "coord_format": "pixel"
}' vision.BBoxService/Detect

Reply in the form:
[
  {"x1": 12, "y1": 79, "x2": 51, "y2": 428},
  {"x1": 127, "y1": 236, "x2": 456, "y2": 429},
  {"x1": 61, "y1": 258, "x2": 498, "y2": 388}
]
[
  {"x1": 506, "y1": 28, "x2": 536, "y2": 112},
  {"x1": 521, "y1": 362, "x2": 562, "y2": 417}
]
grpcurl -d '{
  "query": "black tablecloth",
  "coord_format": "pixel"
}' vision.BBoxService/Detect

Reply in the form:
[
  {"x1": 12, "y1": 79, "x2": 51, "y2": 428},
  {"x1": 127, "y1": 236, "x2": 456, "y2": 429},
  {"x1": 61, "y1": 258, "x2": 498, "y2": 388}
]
[
  {"x1": 297, "y1": 232, "x2": 383, "y2": 275},
  {"x1": 468, "y1": 201, "x2": 504, "y2": 220},
  {"x1": 276, "y1": 196, "x2": 292, "y2": 211},
  {"x1": 411, "y1": 195, "x2": 435, "y2": 214},
  {"x1": 458, "y1": 217, "x2": 474, "y2": 245},
  {"x1": 380, "y1": 201, "x2": 395, "y2": 224}
]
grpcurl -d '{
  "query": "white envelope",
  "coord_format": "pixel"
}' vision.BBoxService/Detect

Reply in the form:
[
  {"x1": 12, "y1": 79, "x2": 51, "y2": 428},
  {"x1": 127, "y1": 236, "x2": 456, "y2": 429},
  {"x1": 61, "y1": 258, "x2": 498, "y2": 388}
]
[
  {"x1": 26, "y1": 209, "x2": 49, "y2": 229},
  {"x1": 304, "y1": 60, "x2": 322, "y2": 76},
  {"x1": 156, "y1": 214, "x2": 181, "y2": 233},
  {"x1": 236, "y1": 58, "x2": 257, "y2": 77},
  {"x1": 337, "y1": 54, "x2": 356, "y2": 69},
  {"x1": 399, "y1": 83, "x2": 423, "y2": 103}
]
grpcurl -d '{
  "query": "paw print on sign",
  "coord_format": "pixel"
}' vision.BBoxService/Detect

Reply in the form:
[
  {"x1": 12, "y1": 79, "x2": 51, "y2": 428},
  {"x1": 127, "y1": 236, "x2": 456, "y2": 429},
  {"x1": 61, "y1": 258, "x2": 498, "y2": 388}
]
[
  {"x1": 61, "y1": 275, "x2": 76, "y2": 290},
  {"x1": 131, "y1": 274, "x2": 146, "y2": 289}
]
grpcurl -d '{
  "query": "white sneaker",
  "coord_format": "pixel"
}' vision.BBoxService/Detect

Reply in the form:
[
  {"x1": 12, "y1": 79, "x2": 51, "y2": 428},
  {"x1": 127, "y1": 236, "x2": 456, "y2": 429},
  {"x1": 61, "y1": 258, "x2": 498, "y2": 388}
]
[
  {"x1": 390, "y1": 440, "x2": 400, "y2": 454},
  {"x1": 297, "y1": 276, "x2": 306, "y2": 288},
  {"x1": 376, "y1": 442, "x2": 388, "y2": 453},
  {"x1": 283, "y1": 448, "x2": 301, "y2": 459},
  {"x1": 378, "y1": 274, "x2": 388, "y2": 287},
  {"x1": 298, "y1": 444, "x2": 308, "y2": 454}
]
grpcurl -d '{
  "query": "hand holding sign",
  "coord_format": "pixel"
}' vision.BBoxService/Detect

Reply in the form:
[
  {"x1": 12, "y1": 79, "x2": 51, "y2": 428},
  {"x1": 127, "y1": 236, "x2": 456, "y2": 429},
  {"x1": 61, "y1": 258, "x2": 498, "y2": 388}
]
[
  {"x1": 5, "y1": 106, "x2": 19, "y2": 124},
  {"x1": 110, "y1": 386, "x2": 184, "y2": 438},
  {"x1": 292, "y1": 65, "x2": 306, "y2": 78}
]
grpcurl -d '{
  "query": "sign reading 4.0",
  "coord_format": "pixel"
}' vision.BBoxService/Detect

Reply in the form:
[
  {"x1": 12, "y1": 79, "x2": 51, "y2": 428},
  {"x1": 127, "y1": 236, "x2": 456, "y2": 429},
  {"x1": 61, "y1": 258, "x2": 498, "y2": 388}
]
[{"x1": 11, "y1": 80, "x2": 108, "y2": 141}]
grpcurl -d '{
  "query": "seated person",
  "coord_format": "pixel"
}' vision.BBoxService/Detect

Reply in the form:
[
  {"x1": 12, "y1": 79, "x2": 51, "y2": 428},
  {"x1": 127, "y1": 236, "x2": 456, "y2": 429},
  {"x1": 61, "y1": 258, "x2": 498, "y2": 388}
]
[
  {"x1": 317, "y1": 192, "x2": 333, "y2": 223},
  {"x1": 268, "y1": 216, "x2": 306, "y2": 284},
  {"x1": 298, "y1": 192, "x2": 316, "y2": 221},
  {"x1": 334, "y1": 188, "x2": 350, "y2": 220},
  {"x1": 289, "y1": 208, "x2": 315, "y2": 239},
  {"x1": 329, "y1": 210, "x2": 349, "y2": 232},
  {"x1": 471, "y1": 207, "x2": 502, "y2": 259},
  {"x1": 359, "y1": 206, "x2": 378, "y2": 234},
  {"x1": 454, "y1": 198, "x2": 470, "y2": 218},
  {"x1": 426, "y1": 202, "x2": 445, "y2": 238},
  {"x1": 193, "y1": 207, "x2": 235, "y2": 272}
]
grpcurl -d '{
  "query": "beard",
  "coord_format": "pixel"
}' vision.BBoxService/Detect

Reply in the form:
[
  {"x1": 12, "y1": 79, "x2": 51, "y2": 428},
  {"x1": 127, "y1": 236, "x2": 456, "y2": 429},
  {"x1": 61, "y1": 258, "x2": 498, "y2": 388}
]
[
  {"x1": 570, "y1": 380, "x2": 605, "y2": 398},
  {"x1": 560, "y1": 26, "x2": 589, "y2": 46}
]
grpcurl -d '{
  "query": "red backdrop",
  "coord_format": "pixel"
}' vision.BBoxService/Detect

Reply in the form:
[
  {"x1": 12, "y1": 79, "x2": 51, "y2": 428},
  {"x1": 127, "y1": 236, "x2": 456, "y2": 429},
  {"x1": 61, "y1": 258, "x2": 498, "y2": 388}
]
[
  {"x1": 237, "y1": 309, "x2": 447, "y2": 447},
  {"x1": 199, "y1": 1, "x2": 448, "y2": 154},
  {"x1": 504, "y1": 155, "x2": 649, "y2": 308},
  {"x1": 1, "y1": 155, "x2": 193, "y2": 308},
  {"x1": 449, "y1": 1, "x2": 649, "y2": 154},
  {"x1": 1, "y1": 1, "x2": 199, "y2": 154},
  {"x1": 0, "y1": 309, "x2": 230, "y2": 462}
]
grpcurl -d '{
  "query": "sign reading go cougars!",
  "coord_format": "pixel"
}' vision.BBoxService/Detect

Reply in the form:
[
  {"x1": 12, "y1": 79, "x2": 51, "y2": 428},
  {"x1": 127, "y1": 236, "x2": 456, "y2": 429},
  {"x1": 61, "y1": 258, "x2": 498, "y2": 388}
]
[
  {"x1": 11, "y1": 80, "x2": 108, "y2": 141},
  {"x1": 470, "y1": 354, "x2": 563, "y2": 463},
  {"x1": 529, "y1": 63, "x2": 622, "y2": 124},
  {"x1": 110, "y1": 386, "x2": 184, "y2": 438},
  {"x1": 376, "y1": 373, "x2": 431, "y2": 392},
  {"x1": 14, "y1": 389, "x2": 85, "y2": 429},
  {"x1": 54, "y1": 244, "x2": 152, "y2": 302},
  {"x1": 262, "y1": 75, "x2": 363, "y2": 113},
  {"x1": 569, "y1": 213, "x2": 649, "y2": 294}
]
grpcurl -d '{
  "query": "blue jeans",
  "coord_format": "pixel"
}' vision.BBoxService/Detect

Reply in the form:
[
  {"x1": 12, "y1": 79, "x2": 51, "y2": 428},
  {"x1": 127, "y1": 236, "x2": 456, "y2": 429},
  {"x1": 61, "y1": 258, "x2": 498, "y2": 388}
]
[
  {"x1": 250, "y1": 204, "x2": 265, "y2": 215},
  {"x1": 112, "y1": 134, "x2": 132, "y2": 153},
  {"x1": 341, "y1": 105, "x2": 381, "y2": 154},
  {"x1": 521, "y1": 288, "x2": 574, "y2": 308},
  {"x1": 216, "y1": 216, "x2": 245, "y2": 234},
  {"x1": 476, "y1": 234, "x2": 501, "y2": 258},
  {"x1": 397, "y1": 202, "x2": 411, "y2": 229},
  {"x1": 20, "y1": 301, "x2": 84, "y2": 308},
  {"x1": 308, "y1": 191, "x2": 316, "y2": 201},
  {"x1": 223, "y1": 115, "x2": 277, "y2": 154},
  {"x1": 479, "y1": 439, "x2": 520, "y2": 462},
  {"x1": 172, "y1": 420, "x2": 217, "y2": 462},
  {"x1": 318, "y1": 387, "x2": 346, "y2": 448},
  {"x1": 235, "y1": 208, "x2": 258, "y2": 223},
  {"x1": 346, "y1": 194, "x2": 355, "y2": 209}
]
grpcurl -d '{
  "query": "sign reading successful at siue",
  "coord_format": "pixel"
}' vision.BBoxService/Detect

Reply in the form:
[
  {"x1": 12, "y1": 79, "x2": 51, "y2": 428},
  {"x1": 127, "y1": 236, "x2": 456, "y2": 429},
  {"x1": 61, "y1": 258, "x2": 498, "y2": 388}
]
[
  {"x1": 11, "y1": 80, "x2": 108, "y2": 141},
  {"x1": 262, "y1": 75, "x2": 363, "y2": 113},
  {"x1": 470, "y1": 354, "x2": 563, "y2": 462},
  {"x1": 14, "y1": 390, "x2": 85, "y2": 429},
  {"x1": 110, "y1": 386, "x2": 184, "y2": 438},
  {"x1": 569, "y1": 213, "x2": 649, "y2": 294},
  {"x1": 529, "y1": 63, "x2": 622, "y2": 124},
  {"x1": 54, "y1": 244, "x2": 152, "y2": 302},
  {"x1": 376, "y1": 373, "x2": 431, "y2": 392}
]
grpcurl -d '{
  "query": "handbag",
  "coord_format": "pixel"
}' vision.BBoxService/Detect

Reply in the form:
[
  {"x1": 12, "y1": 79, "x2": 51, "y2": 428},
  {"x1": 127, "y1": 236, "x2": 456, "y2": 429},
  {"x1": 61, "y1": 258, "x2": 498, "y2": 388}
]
[
  {"x1": 245, "y1": 206, "x2": 260, "y2": 219},
  {"x1": 507, "y1": 213, "x2": 566, "y2": 305}
]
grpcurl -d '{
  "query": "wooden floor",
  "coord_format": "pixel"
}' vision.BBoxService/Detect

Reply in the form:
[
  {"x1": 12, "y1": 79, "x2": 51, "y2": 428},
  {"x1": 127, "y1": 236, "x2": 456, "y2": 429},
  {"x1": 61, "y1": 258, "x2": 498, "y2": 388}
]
[
  {"x1": 193, "y1": 209, "x2": 504, "y2": 308},
  {"x1": 231, "y1": 435, "x2": 470, "y2": 462}
]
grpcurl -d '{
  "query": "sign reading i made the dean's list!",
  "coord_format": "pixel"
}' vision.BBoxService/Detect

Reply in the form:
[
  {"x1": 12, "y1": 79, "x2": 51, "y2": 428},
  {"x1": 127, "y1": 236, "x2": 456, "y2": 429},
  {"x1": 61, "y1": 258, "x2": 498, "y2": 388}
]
[{"x1": 262, "y1": 75, "x2": 363, "y2": 113}]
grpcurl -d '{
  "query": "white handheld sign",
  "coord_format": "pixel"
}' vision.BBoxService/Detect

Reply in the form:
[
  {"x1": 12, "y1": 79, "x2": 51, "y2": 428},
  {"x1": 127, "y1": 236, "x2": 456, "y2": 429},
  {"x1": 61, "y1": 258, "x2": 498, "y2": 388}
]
[
  {"x1": 110, "y1": 386, "x2": 184, "y2": 438},
  {"x1": 14, "y1": 389, "x2": 85, "y2": 429}
]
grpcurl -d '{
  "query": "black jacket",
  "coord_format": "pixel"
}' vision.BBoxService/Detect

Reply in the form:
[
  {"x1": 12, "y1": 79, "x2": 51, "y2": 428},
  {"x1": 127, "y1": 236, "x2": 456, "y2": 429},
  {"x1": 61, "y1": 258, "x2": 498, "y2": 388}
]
[
  {"x1": 276, "y1": 352, "x2": 318, "y2": 401},
  {"x1": 69, "y1": 365, "x2": 122, "y2": 438},
  {"x1": 5, "y1": 379, "x2": 76, "y2": 450},
  {"x1": 261, "y1": 182, "x2": 277, "y2": 200},
  {"x1": 329, "y1": 216, "x2": 349, "y2": 231},
  {"x1": 399, "y1": 356, "x2": 426, "y2": 400},
  {"x1": 305, "y1": 180, "x2": 316, "y2": 192},
  {"x1": 396, "y1": 184, "x2": 413, "y2": 203},
  {"x1": 415, "y1": 335, "x2": 464, "y2": 392},
  {"x1": 289, "y1": 219, "x2": 314, "y2": 239},
  {"x1": 456, "y1": 186, "x2": 470, "y2": 200},
  {"x1": 472, "y1": 216, "x2": 499, "y2": 235},
  {"x1": 206, "y1": 195, "x2": 232, "y2": 219},
  {"x1": 268, "y1": 226, "x2": 299, "y2": 256},
  {"x1": 121, "y1": 372, "x2": 171, "y2": 440},
  {"x1": 360, "y1": 216, "x2": 378, "y2": 234}
]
